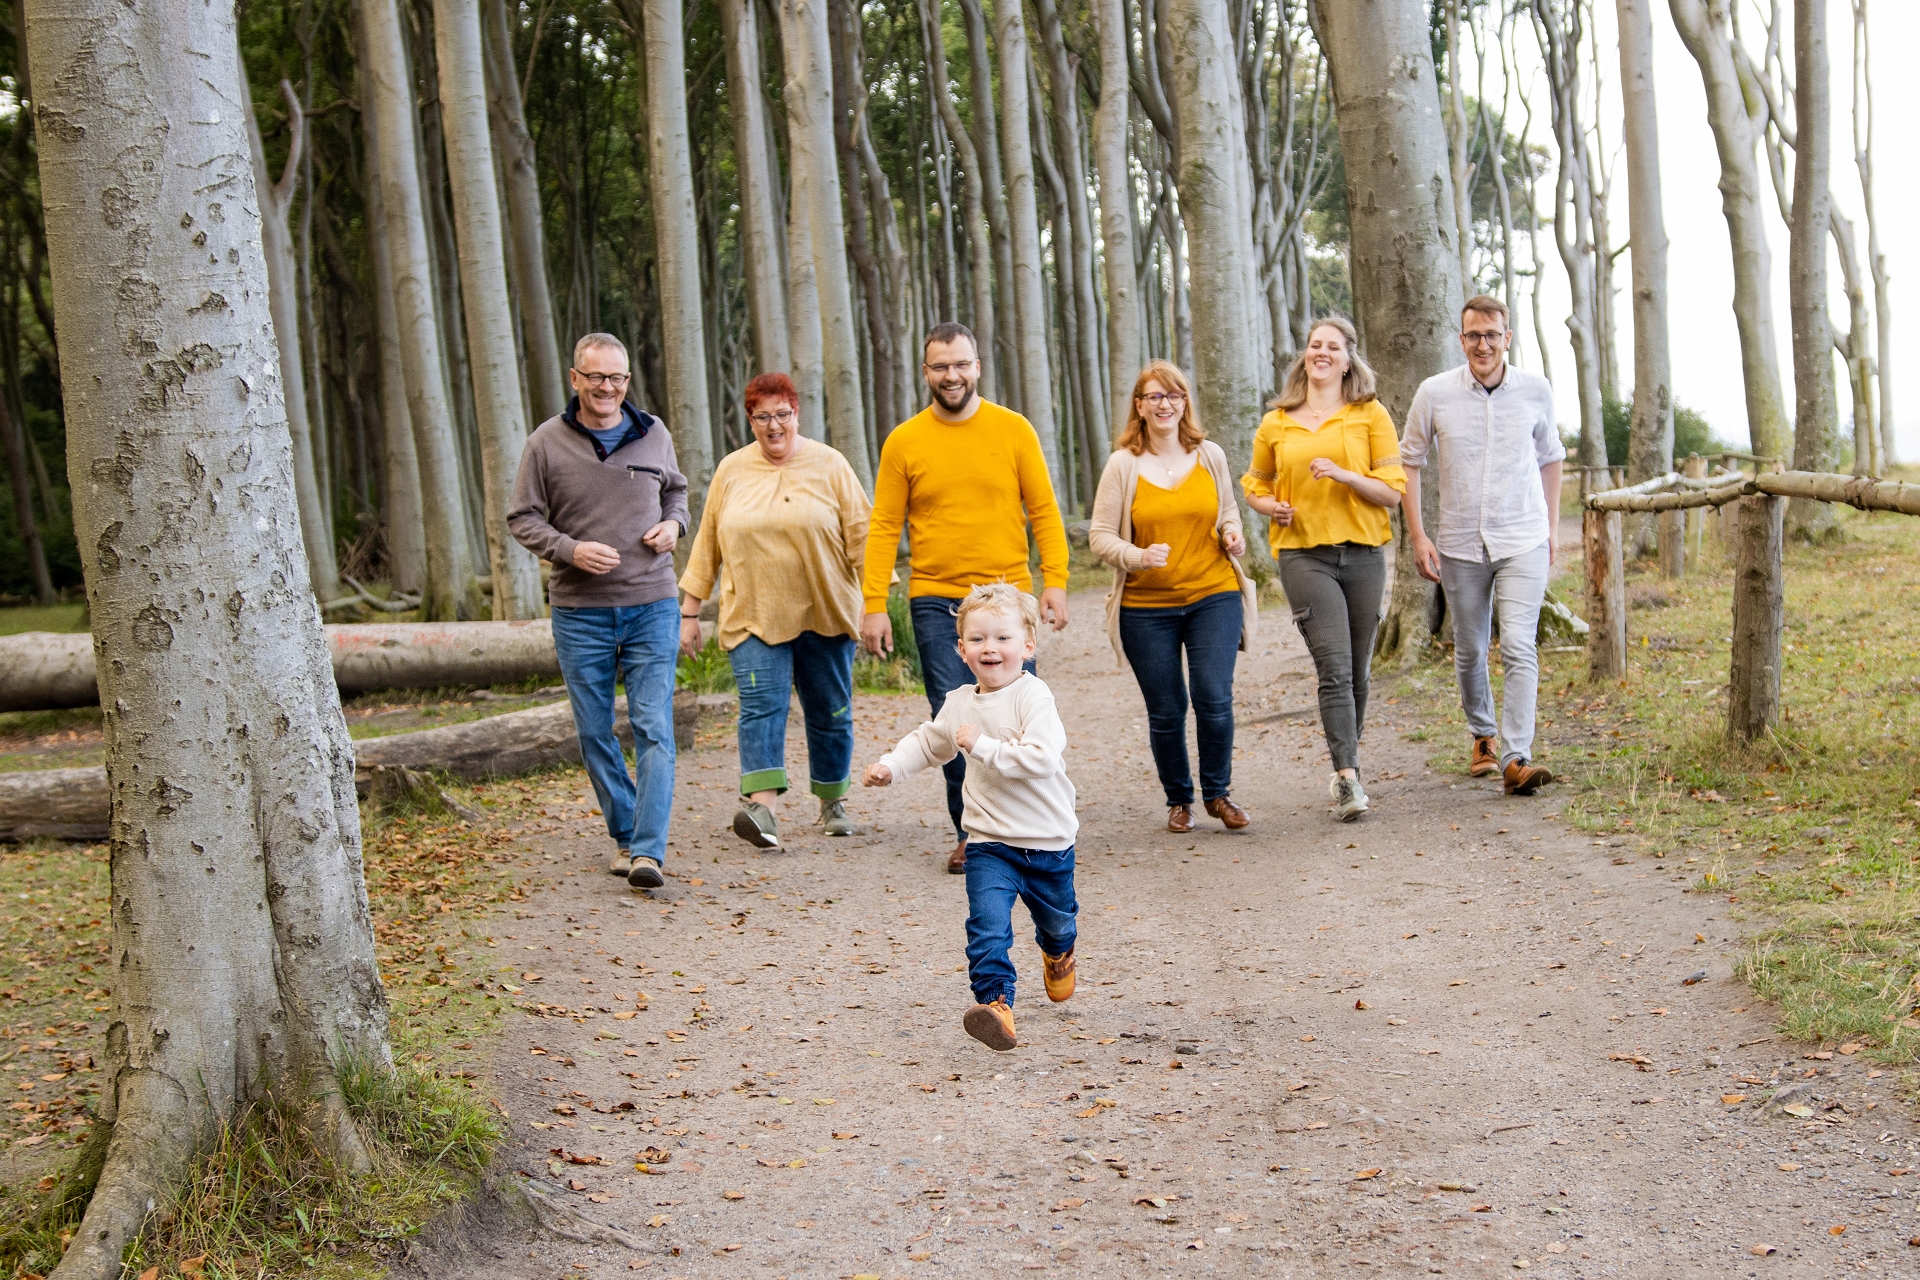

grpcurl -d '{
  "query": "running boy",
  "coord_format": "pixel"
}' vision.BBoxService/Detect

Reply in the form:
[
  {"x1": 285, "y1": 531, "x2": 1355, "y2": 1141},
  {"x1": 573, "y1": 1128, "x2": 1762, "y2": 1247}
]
[{"x1": 863, "y1": 584, "x2": 1078, "y2": 1051}]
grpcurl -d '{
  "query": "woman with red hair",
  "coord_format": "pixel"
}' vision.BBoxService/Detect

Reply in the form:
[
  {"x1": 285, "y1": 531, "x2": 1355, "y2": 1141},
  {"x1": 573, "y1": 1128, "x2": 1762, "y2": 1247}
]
[{"x1": 678, "y1": 373, "x2": 871, "y2": 848}]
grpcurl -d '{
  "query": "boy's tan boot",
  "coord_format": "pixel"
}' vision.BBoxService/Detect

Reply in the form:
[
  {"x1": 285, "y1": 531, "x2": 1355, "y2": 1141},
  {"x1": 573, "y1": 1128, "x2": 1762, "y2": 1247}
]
[
  {"x1": 963, "y1": 998, "x2": 1017, "y2": 1051},
  {"x1": 1041, "y1": 948, "x2": 1076, "y2": 1002}
]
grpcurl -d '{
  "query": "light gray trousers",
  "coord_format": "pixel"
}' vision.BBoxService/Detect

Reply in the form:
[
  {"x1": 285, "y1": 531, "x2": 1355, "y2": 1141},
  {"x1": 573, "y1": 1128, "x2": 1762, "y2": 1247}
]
[{"x1": 1439, "y1": 539, "x2": 1550, "y2": 767}]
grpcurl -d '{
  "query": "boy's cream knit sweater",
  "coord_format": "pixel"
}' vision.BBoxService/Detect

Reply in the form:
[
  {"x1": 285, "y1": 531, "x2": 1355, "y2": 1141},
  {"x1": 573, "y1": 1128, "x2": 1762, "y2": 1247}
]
[{"x1": 878, "y1": 673, "x2": 1078, "y2": 850}]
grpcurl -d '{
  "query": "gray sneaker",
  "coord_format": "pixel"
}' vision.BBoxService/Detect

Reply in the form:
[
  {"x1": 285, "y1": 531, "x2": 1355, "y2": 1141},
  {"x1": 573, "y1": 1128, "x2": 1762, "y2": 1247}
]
[
  {"x1": 626, "y1": 856, "x2": 665, "y2": 890},
  {"x1": 607, "y1": 846, "x2": 632, "y2": 875},
  {"x1": 732, "y1": 801, "x2": 780, "y2": 849},
  {"x1": 1331, "y1": 773, "x2": 1369, "y2": 822},
  {"x1": 819, "y1": 797, "x2": 857, "y2": 837}
]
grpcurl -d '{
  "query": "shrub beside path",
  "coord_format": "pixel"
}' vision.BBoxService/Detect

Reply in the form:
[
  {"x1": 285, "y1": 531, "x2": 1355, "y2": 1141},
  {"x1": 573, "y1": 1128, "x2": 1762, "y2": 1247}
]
[{"x1": 420, "y1": 590, "x2": 1920, "y2": 1278}]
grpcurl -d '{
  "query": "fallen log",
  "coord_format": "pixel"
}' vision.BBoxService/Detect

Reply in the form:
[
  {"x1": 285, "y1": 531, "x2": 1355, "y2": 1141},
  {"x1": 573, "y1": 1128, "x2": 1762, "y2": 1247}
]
[
  {"x1": 0, "y1": 620, "x2": 564, "y2": 712},
  {"x1": 0, "y1": 691, "x2": 721, "y2": 841}
]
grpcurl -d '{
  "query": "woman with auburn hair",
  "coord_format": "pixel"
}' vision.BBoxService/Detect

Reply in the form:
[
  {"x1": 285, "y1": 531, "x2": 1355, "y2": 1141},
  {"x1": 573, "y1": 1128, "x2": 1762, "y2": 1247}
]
[
  {"x1": 678, "y1": 372, "x2": 871, "y2": 849},
  {"x1": 1242, "y1": 317, "x2": 1406, "y2": 822},
  {"x1": 1089, "y1": 360, "x2": 1259, "y2": 834}
]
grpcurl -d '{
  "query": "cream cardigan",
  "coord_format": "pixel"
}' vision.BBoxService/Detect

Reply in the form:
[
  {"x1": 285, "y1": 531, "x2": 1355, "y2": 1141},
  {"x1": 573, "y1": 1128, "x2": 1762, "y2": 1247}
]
[{"x1": 1087, "y1": 442, "x2": 1259, "y2": 668}]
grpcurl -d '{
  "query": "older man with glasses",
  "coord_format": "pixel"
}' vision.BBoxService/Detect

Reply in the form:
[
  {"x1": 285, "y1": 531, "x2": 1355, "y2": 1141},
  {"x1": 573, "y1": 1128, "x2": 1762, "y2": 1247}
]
[
  {"x1": 860, "y1": 321, "x2": 1070, "y2": 874},
  {"x1": 509, "y1": 333, "x2": 688, "y2": 889},
  {"x1": 1400, "y1": 295, "x2": 1564, "y2": 797}
]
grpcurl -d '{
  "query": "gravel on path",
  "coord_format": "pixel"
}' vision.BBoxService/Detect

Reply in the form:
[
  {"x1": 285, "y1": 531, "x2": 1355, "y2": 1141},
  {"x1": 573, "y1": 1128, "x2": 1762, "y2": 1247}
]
[{"x1": 404, "y1": 592, "x2": 1920, "y2": 1279}]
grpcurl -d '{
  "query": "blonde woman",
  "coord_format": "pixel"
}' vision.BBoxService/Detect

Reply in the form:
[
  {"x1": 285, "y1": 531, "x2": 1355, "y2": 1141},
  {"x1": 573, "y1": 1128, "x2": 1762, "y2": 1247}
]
[
  {"x1": 1242, "y1": 317, "x2": 1405, "y2": 822},
  {"x1": 1089, "y1": 361, "x2": 1258, "y2": 834}
]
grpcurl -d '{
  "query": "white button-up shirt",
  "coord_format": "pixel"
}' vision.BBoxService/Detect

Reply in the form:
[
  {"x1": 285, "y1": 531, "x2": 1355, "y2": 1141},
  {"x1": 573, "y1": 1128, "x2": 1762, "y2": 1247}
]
[{"x1": 1400, "y1": 363, "x2": 1566, "y2": 562}]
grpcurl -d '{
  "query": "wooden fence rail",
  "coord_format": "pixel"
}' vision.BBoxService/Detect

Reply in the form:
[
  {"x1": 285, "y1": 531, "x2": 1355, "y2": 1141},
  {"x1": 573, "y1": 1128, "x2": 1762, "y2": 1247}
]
[{"x1": 1578, "y1": 469, "x2": 1919, "y2": 740}]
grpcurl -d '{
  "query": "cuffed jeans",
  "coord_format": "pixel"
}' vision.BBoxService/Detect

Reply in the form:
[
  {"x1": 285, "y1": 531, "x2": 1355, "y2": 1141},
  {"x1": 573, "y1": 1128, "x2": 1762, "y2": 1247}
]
[
  {"x1": 551, "y1": 600, "x2": 678, "y2": 865},
  {"x1": 1117, "y1": 590, "x2": 1241, "y2": 806},
  {"x1": 1277, "y1": 543, "x2": 1387, "y2": 773},
  {"x1": 1440, "y1": 539, "x2": 1550, "y2": 768},
  {"x1": 963, "y1": 840, "x2": 1078, "y2": 1008},
  {"x1": 910, "y1": 596, "x2": 1037, "y2": 841},
  {"x1": 725, "y1": 631, "x2": 856, "y2": 799}
]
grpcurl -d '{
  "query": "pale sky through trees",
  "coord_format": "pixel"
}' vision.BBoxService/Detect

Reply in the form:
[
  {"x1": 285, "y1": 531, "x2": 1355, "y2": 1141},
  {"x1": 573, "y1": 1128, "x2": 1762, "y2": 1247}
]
[{"x1": 1517, "y1": 2, "x2": 1912, "y2": 457}]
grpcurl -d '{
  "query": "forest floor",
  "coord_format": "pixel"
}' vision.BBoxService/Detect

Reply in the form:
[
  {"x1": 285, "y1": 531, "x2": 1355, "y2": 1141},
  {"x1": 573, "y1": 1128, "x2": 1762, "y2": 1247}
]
[{"x1": 398, "y1": 575, "x2": 1920, "y2": 1280}]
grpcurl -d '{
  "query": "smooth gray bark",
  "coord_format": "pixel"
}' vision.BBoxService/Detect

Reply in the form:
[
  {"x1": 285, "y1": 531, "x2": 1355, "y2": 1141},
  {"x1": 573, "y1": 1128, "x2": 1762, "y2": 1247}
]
[
  {"x1": 721, "y1": 0, "x2": 793, "y2": 376},
  {"x1": 483, "y1": 0, "x2": 568, "y2": 421},
  {"x1": 242, "y1": 72, "x2": 343, "y2": 603},
  {"x1": 26, "y1": 4, "x2": 390, "y2": 1275},
  {"x1": 1035, "y1": 0, "x2": 1107, "y2": 456},
  {"x1": 959, "y1": 0, "x2": 1018, "y2": 404},
  {"x1": 1617, "y1": 0, "x2": 1675, "y2": 562},
  {"x1": 1, "y1": 392, "x2": 52, "y2": 603},
  {"x1": 993, "y1": 0, "x2": 1059, "y2": 475},
  {"x1": 1669, "y1": 0, "x2": 1791, "y2": 461},
  {"x1": 1093, "y1": 0, "x2": 1141, "y2": 438},
  {"x1": 1786, "y1": 0, "x2": 1838, "y2": 537},
  {"x1": 918, "y1": 0, "x2": 996, "y2": 403},
  {"x1": 1850, "y1": 0, "x2": 1892, "y2": 466},
  {"x1": 434, "y1": 0, "x2": 546, "y2": 617},
  {"x1": 1310, "y1": 0, "x2": 1465, "y2": 664},
  {"x1": 364, "y1": 0, "x2": 476, "y2": 619}
]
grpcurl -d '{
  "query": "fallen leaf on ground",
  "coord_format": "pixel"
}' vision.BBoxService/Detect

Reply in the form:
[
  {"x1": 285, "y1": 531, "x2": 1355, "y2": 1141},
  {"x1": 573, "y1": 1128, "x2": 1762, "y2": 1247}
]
[
  {"x1": 1721, "y1": 1094, "x2": 1747, "y2": 1105},
  {"x1": 586, "y1": 1194, "x2": 612, "y2": 1203},
  {"x1": 1352, "y1": 1168, "x2": 1382, "y2": 1180},
  {"x1": 647, "y1": 1214, "x2": 670, "y2": 1228},
  {"x1": 1838, "y1": 1042, "x2": 1863, "y2": 1055},
  {"x1": 1354, "y1": 1000, "x2": 1370, "y2": 1010},
  {"x1": 722, "y1": 1190, "x2": 746, "y2": 1200},
  {"x1": 1471, "y1": 1204, "x2": 1492, "y2": 1212},
  {"x1": 1052, "y1": 1197, "x2": 1086, "y2": 1211},
  {"x1": 1750, "y1": 1245, "x2": 1777, "y2": 1256},
  {"x1": 1829, "y1": 1225, "x2": 1847, "y2": 1236},
  {"x1": 1781, "y1": 1104, "x2": 1816, "y2": 1118},
  {"x1": 1777, "y1": 1163, "x2": 1801, "y2": 1172},
  {"x1": 1449, "y1": 980, "x2": 1468, "y2": 987},
  {"x1": 1299, "y1": 1035, "x2": 1316, "y2": 1043},
  {"x1": 831, "y1": 1131, "x2": 859, "y2": 1139}
]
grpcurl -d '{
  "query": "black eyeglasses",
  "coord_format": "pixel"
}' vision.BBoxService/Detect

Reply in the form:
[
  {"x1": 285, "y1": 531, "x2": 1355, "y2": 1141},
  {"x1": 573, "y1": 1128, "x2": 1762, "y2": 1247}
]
[
  {"x1": 575, "y1": 371, "x2": 632, "y2": 388},
  {"x1": 1137, "y1": 392, "x2": 1186, "y2": 407},
  {"x1": 749, "y1": 407, "x2": 797, "y2": 427},
  {"x1": 1460, "y1": 331, "x2": 1507, "y2": 348}
]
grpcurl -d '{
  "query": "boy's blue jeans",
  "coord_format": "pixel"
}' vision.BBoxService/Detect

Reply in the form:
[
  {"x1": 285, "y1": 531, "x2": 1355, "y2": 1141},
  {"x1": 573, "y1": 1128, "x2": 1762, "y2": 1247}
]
[
  {"x1": 725, "y1": 631, "x2": 856, "y2": 798},
  {"x1": 963, "y1": 841, "x2": 1078, "y2": 1008},
  {"x1": 550, "y1": 600, "x2": 678, "y2": 865}
]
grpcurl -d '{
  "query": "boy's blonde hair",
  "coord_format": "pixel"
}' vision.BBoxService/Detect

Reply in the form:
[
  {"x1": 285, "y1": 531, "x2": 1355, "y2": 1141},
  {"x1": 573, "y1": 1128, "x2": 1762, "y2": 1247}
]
[{"x1": 954, "y1": 582, "x2": 1040, "y2": 640}]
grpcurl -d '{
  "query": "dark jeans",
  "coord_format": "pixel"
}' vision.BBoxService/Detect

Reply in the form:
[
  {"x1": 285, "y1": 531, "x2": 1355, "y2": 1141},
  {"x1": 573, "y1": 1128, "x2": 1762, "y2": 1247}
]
[
  {"x1": 963, "y1": 840, "x2": 1078, "y2": 1008},
  {"x1": 1277, "y1": 543, "x2": 1387, "y2": 773},
  {"x1": 910, "y1": 596, "x2": 1037, "y2": 841},
  {"x1": 550, "y1": 600, "x2": 678, "y2": 864},
  {"x1": 1117, "y1": 590, "x2": 1242, "y2": 806},
  {"x1": 725, "y1": 631, "x2": 856, "y2": 799}
]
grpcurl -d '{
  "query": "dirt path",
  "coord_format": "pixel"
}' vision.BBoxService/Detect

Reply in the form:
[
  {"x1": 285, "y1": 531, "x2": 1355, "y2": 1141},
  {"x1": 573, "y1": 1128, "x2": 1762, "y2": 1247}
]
[{"x1": 415, "y1": 590, "x2": 1920, "y2": 1279}]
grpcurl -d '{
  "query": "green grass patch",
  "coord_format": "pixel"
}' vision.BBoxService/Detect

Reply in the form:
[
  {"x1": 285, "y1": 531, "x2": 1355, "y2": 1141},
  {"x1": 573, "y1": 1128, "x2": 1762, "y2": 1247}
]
[
  {"x1": 1393, "y1": 486, "x2": 1920, "y2": 1077},
  {"x1": 0, "y1": 604, "x2": 87, "y2": 637}
]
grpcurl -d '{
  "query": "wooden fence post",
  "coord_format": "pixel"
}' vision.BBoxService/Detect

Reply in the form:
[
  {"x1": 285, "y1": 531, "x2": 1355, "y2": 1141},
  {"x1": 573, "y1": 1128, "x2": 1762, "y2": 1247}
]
[
  {"x1": 1727, "y1": 493, "x2": 1785, "y2": 741},
  {"x1": 1682, "y1": 454, "x2": 1708, "y2": 566},
  {"x1": 1585, "y1": 505, "x2": 1626, "y2": 680}
]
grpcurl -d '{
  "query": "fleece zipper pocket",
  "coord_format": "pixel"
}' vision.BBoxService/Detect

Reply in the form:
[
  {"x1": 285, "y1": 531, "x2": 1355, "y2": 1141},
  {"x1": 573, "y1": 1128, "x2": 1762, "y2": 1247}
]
[{"x1": 626, "y1": 464, "x2": 663, "y2": 484}]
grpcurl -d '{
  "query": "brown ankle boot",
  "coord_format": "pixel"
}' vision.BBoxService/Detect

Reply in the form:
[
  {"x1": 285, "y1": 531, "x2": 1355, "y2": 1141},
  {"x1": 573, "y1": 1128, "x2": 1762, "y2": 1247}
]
[
  {"x1": 1469, "y1": 736, "x2": 1499, "y2": 777},
  {"x1": 963, "y1": 998, "x2": 1017, "y2": 1051},
  {"x1": 1042, "y1": 948, "x2": 1076, "y2": 1002},
  {"x1": 1503, "y1": 759, "x2": 1554, "y2": 795}
]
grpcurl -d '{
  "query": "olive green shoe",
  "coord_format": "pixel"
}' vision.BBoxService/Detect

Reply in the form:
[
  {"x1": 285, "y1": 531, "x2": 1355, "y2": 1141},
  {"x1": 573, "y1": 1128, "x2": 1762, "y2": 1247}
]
[
  {"x1": 819, "y1": 797, "x2": 857, "y2": 837},
  {"x1": 732, "y1": 801, "x2": 780, "y2": 849}
]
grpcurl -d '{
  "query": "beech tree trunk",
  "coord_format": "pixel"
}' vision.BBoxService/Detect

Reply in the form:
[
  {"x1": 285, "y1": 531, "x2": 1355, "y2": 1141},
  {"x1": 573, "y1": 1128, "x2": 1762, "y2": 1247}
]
[
  {"x1": 1669, "y1": 0, "x2": 1791, "y2": 462},
  {"x1": 959, "y1": 0, "x2": 1018, "y2": 405},
  {"x1": 918, "y1": 0, "x2": 996, "y2": 403},
  {"x1": 1786, "y1": 0, "x2": 1838, "y2": 538},
  {"x1": 1165, "y1": 0, "x2": 1261, "y2": 516},
  {"x1": 1850, "y1": 0, "x2": 1892, "y2": 467},
  {"x1": 721, "y1": 0, "x2": 793, "y2": 376},
  {"x1": 993, "y1": 0, "x2": 1058, "y2": 475},
  {"x1": 1311, "y1": 0, "x2": 1464, "y2": 663},
  {"x1": 433, "y1": 0, "x2": 546, "y2": 617},
  {"x1": 1, "y1": 393, "x2": 53, "y2": 604},
  {"x1": 1036, "y1": 0, "x2": 1109, "y2": 459},
  {"x1": 779, "y1": 0, "x2": 872, "y2": 482},
  {"x1": 1727, "y1": 493, "x2": 1785, "y2": 740},
  {"x1": 25, "y1": 5, "x2": 391, "y2": 1275},
  {"x1": 1617, "y1": 0, "x2": 1676, "y2": 566},
  {"x1": 482, "y1": 0, "x2": 568, "y2": 421},
  {"x1": 829, "y1": 0, "x2": 900, "y2": 437},
  {"x1": 242, "y1": 71, "x2": 343, "y2": 604},
  {"x1": 363, "y1": 0, "x2": 476, "y2": 619},
  {"x1": 1093, "y1": 0, "x2": 1141, "y2": 438}
]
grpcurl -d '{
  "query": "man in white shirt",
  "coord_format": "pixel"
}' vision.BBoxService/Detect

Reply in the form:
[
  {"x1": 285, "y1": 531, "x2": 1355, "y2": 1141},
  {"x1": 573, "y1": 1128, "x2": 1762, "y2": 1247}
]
[{"x1": 1400, "y1": 295, "x2": 1564, "y2": 795}]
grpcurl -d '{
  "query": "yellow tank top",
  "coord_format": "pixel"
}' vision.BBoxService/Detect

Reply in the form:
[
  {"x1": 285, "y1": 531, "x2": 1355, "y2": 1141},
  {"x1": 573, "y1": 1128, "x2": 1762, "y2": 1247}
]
[{"x1": 1122, "y1": 467, "x2": 1240, "y2": 608}]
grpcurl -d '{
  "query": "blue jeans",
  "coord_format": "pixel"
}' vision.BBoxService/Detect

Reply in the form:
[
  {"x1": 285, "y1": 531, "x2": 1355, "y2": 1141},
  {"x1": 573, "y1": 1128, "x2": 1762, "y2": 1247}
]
[
  {"x1": 550, "y1": 600, "x2": 678, "y2": 865},
  {"x1": 963, "y1": 841, "x2": 1078, "y2": 1008},
  {"x1": 910, "y1": 596, "x2": 1037, "y2": 840},
  {"x1": 725, "y1": 631, "x2": 856, "y2": 799},
  {"x1": 1117, "y1": 590, "x2": 1241, "y2": 806}
]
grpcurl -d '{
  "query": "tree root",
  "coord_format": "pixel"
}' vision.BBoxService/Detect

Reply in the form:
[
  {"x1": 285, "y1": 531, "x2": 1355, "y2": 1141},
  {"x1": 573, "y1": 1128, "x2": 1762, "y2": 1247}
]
[
  {"x1": 517, "y1": 1180, "x2": 641, "y2": 1249},
  {"x1": 49, "y1": 1073, "x2": 199, "y2": 1280}
]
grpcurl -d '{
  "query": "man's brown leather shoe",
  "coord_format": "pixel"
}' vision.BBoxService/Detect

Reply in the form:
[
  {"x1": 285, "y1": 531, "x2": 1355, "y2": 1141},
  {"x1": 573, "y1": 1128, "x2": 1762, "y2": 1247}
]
[
  {"x1": 1204, "y1": 795, "x2": 1250, "y2": 829},
  {"x1": 1166, "y1": 805, "x2": 1195, "y2": 833},
  {"x1": 1470, "y1": 736, "x2": 1499, "y2": 777},
  {"x1": 963, "y1": 998, "x2": 1017, "y2": 1051},
  {"x1": 1042, "y1": 948, "x2": 1076, "y2": 1002},
  {"x1": 947, "y1": 838, "x2": 967, "y2": 875},
  {"x1": 1503, "y1": 759, "x2": 1554, "y2": 795}
]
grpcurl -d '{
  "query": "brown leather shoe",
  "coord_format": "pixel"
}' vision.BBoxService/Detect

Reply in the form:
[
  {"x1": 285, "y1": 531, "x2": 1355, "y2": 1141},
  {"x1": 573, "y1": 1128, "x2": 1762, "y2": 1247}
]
[
  {"x1": 963, "y1": 998, "x2": 1017, "y2": 1051},
  {"x1": 1470, "y1": 736, "x2": 1499, "y2": 777},
  {"x1": 1204, "y1": 795, "x2": 1250, "y2": 829},
  {"x1": 947, "y1": 838, "x2": 967, "y2": 875},
  {"x1": 1041, "y1": 948, "x2": 1076, "y2": 1002},
  {"x1": 1503, "y1": 759, "x2": 1555, "y2": 795},
  {"x1": 1166, "y1": 805, "x2": 1195, "y2": 833}
]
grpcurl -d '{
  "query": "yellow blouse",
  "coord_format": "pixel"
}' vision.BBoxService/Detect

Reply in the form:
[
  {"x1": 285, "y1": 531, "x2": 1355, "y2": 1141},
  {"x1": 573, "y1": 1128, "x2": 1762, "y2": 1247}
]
[
  {"x1": 1122, "y1": 467, "x2": 1241, "y2": 608},
  {"x1": 1241, "y1": 400, "x2": 1407, "y2": 552}
]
